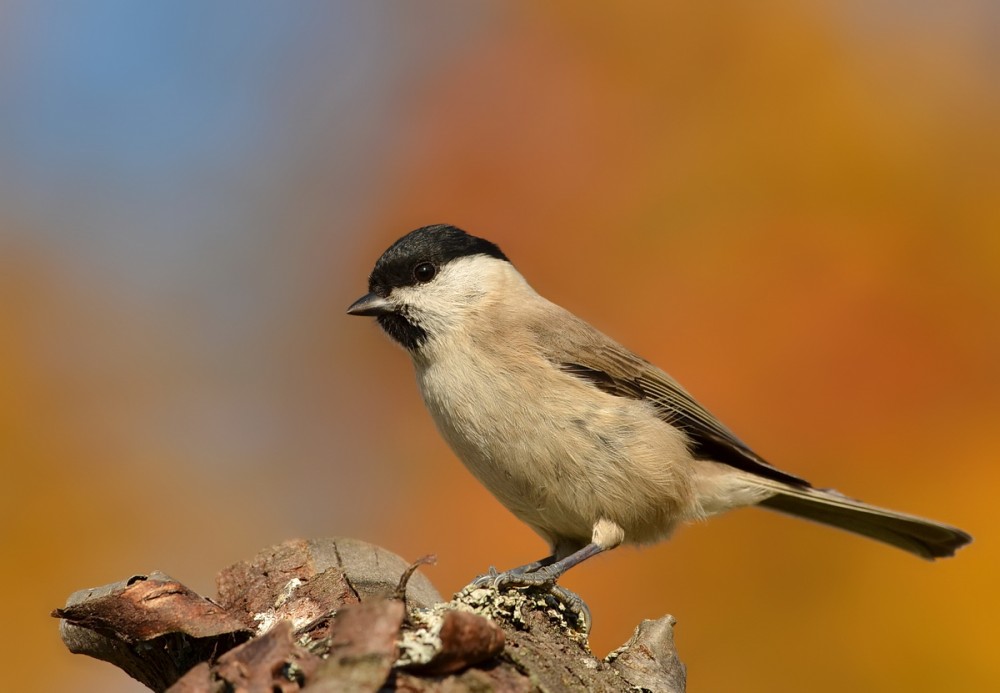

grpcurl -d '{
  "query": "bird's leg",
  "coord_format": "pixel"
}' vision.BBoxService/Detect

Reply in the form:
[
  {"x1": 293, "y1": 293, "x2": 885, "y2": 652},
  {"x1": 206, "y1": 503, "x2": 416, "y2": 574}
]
[
  {"x1": 463, "y1": 544, "x2": 606, "y2": 633},
  {"x1": 487, "y1": 543, "x2": 605, "y2": 587},
  {"x1": 470, "y1": 554, "x2": 557, "y2": 587}
]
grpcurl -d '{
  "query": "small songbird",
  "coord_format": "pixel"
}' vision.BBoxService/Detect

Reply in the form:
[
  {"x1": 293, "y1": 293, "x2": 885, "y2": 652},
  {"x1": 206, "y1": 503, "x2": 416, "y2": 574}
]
[{"x1": 348, "y1": 224, "x2": 971, "y2": 594}]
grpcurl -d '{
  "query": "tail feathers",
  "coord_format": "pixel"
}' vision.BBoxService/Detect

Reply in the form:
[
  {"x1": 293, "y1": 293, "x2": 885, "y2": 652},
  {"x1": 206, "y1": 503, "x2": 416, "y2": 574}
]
[{"x1": 756, "y1": 483, "x2": 971, "y2": 560}]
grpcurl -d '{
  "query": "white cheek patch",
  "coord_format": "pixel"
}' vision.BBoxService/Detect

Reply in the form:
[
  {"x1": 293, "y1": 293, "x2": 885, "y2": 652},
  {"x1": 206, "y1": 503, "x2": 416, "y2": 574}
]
[{"x1": 393, "y1": 255, "x2": 513, "y2": 336}]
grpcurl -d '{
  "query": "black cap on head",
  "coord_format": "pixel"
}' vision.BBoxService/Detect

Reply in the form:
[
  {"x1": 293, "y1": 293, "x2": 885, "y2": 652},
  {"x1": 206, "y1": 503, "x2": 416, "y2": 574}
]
[{"x1": 368, "y1": 224, "x2": 508, "y2": 296}]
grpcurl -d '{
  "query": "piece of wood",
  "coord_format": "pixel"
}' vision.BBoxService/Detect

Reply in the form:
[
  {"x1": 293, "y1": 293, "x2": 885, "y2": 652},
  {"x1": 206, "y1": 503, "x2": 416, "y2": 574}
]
[
  {"x1": 55, "y1": 571, "x2": 252, "y2": 691},
  {"x1": 54, "y1": 537, "x2": 685, "y2": 692}
]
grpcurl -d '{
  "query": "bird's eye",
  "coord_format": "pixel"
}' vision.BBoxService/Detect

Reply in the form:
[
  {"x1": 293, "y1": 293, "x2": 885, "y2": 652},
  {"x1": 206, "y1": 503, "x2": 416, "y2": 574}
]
[{"x1": 413, "y1": 262, "x2": 437, "y2": 283}]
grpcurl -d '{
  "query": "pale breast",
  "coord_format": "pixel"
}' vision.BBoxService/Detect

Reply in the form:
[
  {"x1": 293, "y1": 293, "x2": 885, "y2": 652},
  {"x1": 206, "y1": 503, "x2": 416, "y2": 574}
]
[{"x1": 414, "y1": 343, "x2": 699, "y2": 547}]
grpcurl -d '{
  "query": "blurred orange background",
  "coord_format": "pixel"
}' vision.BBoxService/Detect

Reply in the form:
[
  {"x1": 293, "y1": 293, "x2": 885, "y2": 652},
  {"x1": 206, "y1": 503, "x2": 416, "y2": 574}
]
[{"x1": 2, "y1": 2, "x2": 997, "y2": 691}]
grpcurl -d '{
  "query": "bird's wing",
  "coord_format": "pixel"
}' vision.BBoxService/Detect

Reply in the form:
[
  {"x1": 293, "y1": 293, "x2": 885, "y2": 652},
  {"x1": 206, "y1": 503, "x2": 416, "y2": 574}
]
[{"x1": 529, "y1": 309, "x2": 810, "y2": 487}]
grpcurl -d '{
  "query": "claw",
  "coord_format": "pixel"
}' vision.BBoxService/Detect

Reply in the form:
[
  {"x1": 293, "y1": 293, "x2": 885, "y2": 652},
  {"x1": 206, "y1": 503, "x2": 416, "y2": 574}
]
[
  {"x1": 548, "y1": 584, "x2": 592, "y2": 634},
  {"x1": 460, "y1": 566, "x2": 592, "y2": 634},
  {"x1": 469, "y1": 566, "x2": 501, "y2": 589}
]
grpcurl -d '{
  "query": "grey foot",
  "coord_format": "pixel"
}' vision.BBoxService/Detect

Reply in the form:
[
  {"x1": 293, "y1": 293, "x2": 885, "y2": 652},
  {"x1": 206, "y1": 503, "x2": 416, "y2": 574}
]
[
  {"x1": 546, "y1": 583, "x2": 592, "y2": 633},
  {"x1": 462, "y1": 567, "x2": 592, "y2": 633},
  {"x1": 468, "y1": 563, "x2": 542, "y2": 589}
]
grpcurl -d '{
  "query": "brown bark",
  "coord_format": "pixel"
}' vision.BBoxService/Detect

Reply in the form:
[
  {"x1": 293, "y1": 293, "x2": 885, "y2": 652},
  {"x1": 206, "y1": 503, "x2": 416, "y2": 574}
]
[{"x1": 54, "y1": 538, "x2": 685, "y2": 692}]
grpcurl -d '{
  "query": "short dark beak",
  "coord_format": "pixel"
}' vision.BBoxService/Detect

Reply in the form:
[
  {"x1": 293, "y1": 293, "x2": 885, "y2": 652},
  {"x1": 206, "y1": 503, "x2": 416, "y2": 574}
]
[{"x1": 347, "y1": 292, "x2": 393, "y2": 316}]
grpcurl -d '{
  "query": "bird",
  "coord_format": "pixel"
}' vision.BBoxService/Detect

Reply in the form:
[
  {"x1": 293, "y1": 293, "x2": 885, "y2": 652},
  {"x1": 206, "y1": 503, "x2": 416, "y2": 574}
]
[{"x1": 347, "y1": 223, "x2": 971, "y2": 598}]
